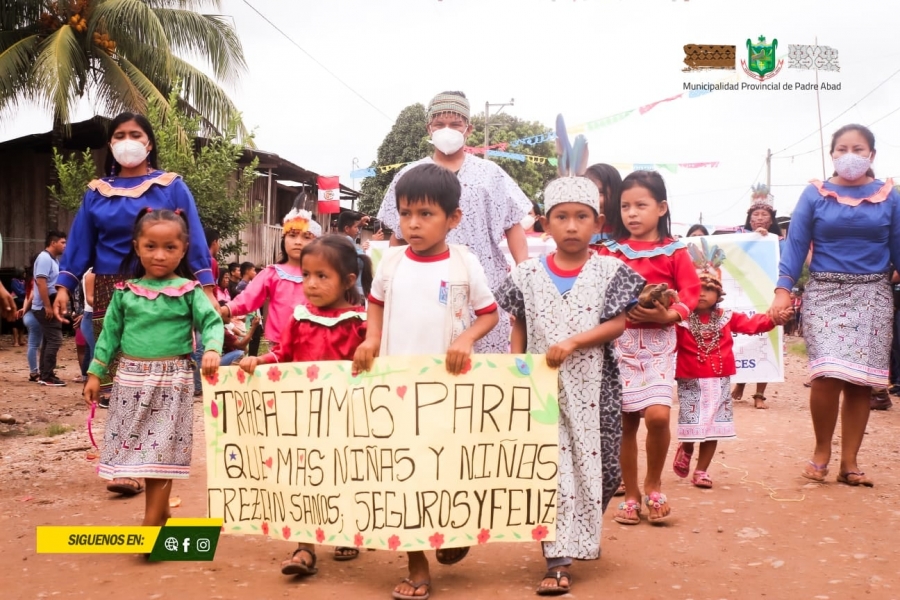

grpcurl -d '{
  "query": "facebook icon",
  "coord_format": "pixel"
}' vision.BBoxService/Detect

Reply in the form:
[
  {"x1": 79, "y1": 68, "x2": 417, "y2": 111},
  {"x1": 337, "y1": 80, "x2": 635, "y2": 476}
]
[{"x1": 182, "y1": 538, "x2": 191, "y2": 553}]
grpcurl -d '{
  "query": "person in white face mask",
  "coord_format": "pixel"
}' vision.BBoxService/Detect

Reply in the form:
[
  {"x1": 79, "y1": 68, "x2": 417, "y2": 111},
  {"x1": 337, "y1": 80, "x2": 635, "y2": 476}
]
[
  {"x1": 377, "y1": 91, "x2": 532, "y2": 357},
  {"x1": 770, "y1": 123, "x2": 900, "y2": 488},
  {"x1": 50, "y1": 112, "x2": 216, "y2": 497}
]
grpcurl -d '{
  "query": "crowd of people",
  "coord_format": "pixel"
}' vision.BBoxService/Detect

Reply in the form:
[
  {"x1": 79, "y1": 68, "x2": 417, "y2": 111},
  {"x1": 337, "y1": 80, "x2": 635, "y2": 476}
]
[{"x1": 1, "y1": 90, "x2": 897, "y2": 599}]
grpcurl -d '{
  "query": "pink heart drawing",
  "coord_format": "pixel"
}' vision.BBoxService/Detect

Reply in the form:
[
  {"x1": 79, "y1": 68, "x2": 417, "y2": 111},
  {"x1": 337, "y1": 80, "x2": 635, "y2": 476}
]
[
  {"x1": 397, "y1": 385, "x2": 407, "y2": 399},
  {"x1": 266, "y1": 398, "x2": 274, "y2": 409},
  {"x1": 264, "y1": 457, "x2": 273, "y2": 468}
]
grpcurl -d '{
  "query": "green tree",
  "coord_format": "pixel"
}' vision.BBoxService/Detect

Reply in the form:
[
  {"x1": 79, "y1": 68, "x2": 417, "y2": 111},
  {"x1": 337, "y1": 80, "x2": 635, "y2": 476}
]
[
  {"x1": 1, "y1": 0, "x2": 246, "y2": 135},
  {"x1": 357, "y1": 104, "x2": 556, "y2": 216},
  {"x1": 148, "y1": 91, "x2": 259, "y2": 258},
  {"x1": 47, "y1": 147, "x2": 98, "y2": 212}
]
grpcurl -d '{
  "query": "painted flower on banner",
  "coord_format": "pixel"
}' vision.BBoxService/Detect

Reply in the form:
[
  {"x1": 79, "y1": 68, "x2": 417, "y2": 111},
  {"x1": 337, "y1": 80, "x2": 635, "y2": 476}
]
[
  {"x1": 267, "y1": 366, "x2": 282, "y2": 382},
  {"x1": 204, "y1": 371, "x2": 219, "y2": 386},
  {"x1": 354, "y1": 532, "x2": 364, "y2": 547},
  {"x1": 477, "y1": 528, "x2": 491, "y2": 544},
  {"x1": 261, "y1": 522, "x2": 269, "y2": 536},
  {"x1": 236, "y1": 369, "x2": 246, "y2": 384},
  {"x1": 388, "y1": 535, "x2": 401, "y2": 551},
  {"x1": 210, "y1": 400, "x2": 219, "y2": 418},
  {"x1": 428, "y1": 532, "x2": 444, "y2": 549},
  {"x1": 307, "y1": 364, "x2": 320, "y2": 382},
  {"x1": 532, "y1": 525, "x2": 549, "y2": 541},
  {"x1": 282, "y1": 526, "x2": 291, "y2": 540},
  {"x1": 515, "y1": 358, "x2": 531, "y2": 376},
  {"x1": 316, "y1": 527, "x2": 325, "y2": 543},
  {"x1": 460, "y1": 358, "x2": 473, "y2": 375}
]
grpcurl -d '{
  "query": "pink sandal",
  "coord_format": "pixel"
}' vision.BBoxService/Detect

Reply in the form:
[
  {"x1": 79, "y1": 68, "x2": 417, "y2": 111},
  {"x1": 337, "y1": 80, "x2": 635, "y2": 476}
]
[
  {"x1": 613, "y1": 500, "x2": 641, "y2": 525},
  {"x1": 691, "y1": 470, "x2": 713, "y2": 489},
  {"x1": 672, "y1": 443, "x2": 692, "y2": 478}
]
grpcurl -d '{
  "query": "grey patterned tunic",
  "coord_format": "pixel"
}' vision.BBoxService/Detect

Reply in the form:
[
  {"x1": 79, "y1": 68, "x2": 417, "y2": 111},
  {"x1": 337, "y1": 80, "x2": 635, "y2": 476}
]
[{"x1": 496, "y1": 253, "x2": 644, "y2": 560}]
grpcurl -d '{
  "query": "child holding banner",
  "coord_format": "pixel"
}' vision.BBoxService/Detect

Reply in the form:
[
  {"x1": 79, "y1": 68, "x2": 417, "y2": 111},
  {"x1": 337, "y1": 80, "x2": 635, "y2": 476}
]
[
  {"x1": 83, "y1": 209, "x2": 223, "y2": 528},
  {"x1": 596, "y1": 170, "x2": 701, "y2": 525},
  {"x1": 240, "y1": 234, "x2": 371, "y2": 573},
  {"x1": 353, "y1": 163, "x2": 500, "y2": 600},
  {"x1": 495, "y1": 130, "x2": 645, "y2": 595},
  {"x1": 672, "y1": 274, "x2": 788, "y2": 488},
  {"x1": 221, "y1": 201, "x2": 321, "y2": 352}
]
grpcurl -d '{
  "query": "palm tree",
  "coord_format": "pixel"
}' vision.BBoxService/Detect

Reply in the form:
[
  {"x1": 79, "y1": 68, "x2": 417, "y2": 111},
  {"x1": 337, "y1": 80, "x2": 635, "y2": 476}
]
[{"x1": 0, "y1": 0, "x2": 247, "y2": 136}]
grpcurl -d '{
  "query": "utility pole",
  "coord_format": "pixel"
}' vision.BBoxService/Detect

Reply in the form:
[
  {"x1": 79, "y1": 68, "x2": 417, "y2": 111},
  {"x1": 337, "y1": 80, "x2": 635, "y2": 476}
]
[
  {"x1": 814, "y1": 35, "x2": 827, "y2": 180},
  {"x1": 766, "y1": 148, "x2": 772, "y2": 189},
  {"x1": 484, "y1": 98, "x2": 515, "y2": 159}
]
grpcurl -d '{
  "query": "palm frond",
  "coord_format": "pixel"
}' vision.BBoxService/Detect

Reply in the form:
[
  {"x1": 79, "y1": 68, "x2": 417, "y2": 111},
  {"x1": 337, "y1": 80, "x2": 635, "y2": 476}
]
[
  {"x1": 0, "y1": 0, "x2": 45, "y2": 31},
  {"x1": 169, "y1": 55, "x2": 247, "y2": 140},
  {"x1": 32, "y1": 24, "x2": 88, "y2": 126},
  {"x1": 152, "y1": 8, "x2": 246, "y2": 84},
  {"x1": 90, "y1": 0, "x2": 172, "y2": 73},
  {"x1": 0, "y1": 32, "x2": 42, "y2": 111},
  {"x1": 90, "y1": 50, "x2": 152, "y2": 116}
]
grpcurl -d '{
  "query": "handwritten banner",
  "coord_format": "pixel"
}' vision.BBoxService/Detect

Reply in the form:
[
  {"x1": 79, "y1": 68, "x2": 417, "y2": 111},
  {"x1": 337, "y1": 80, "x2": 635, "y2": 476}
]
[
  {"x1": 683, "y1": 233, "x2": 783, "y2": 383},
  {"x1": 202, "y1": 355, "x2": 560, "y2": 551}
]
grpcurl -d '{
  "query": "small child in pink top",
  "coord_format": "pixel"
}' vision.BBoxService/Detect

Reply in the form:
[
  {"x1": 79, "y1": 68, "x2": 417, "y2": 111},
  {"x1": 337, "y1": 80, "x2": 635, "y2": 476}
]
[{"x1": 221, "y1": 206, "x2": 321, "y2": 352}]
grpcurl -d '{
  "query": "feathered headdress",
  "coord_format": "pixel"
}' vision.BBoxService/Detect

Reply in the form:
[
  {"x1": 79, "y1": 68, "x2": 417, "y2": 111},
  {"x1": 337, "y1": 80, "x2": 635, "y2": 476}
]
[
  {"x1": 698, "y1": 273, "x2": 726, "y2": 299},
  {"x1": 688, "y1": 238, "x2": 726, "y2": 275},
  {"x1": 543, "y1": 114, "x2": 599, "y2": 213},
  {"x1": 283, "y1": 191, "x2": 322, "y2": 236},
  {"x1": 748, "y1": 183, "x2": 774, "y2": 213}
]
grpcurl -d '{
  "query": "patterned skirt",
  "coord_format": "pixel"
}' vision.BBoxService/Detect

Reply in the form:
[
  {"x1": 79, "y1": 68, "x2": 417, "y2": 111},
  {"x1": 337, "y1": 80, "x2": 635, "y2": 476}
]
[
  {"x1": 93, "y1": 274, "x2": 123, "y2": 393},
  {"x1": 802, "y1": 273, "x2": 892, "y2": 387},
  {"x1": 616, "y1": 327, "x2": 677, "y2": 412},
  {"x1": 676, "y1": 377, "x2": 735, "y2": 442},
  {"x1": 98, "y1": 357, "x2": 195, "y2": 480}
]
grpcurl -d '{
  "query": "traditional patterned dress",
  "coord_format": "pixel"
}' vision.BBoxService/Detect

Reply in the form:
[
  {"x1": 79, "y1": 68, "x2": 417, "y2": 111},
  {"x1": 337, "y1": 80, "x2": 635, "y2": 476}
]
[
  {"x1": 675, "y1": 309, "x2": 775, "y2": 442},
  {"x1": 496, "y1": 253, "x2": 644, "y2": 560},
  {"x1": 58, "y1": 171, "x2": 214, "y2": 392},
  {"x1": 89, "y1": 278, "x2": 223, "y2": 480},
  {"x1": 596, "y1": 239, "x2": 701, "y2": 412},
  {"x1": 378, "y1": 154, "x2": 531, "y2": 352},
  {"x1": 779, "y1": 179, "x2": 900, "y2": 387}
]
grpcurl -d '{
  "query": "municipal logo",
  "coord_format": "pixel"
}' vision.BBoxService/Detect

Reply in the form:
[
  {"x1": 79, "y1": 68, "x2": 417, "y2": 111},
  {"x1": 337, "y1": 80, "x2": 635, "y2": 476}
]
[{"x1": 741, "y1": 35, "x2": 783, "y2": 81}]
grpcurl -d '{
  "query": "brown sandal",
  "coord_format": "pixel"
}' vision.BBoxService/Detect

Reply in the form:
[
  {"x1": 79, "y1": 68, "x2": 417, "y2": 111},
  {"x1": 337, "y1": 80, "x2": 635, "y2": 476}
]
[
  {"x1": 836, "y1": 471, "x2": 874, "y2": 487},
  {"x1": 281, "y1": 546, "x2": 318, "y2": 576}
]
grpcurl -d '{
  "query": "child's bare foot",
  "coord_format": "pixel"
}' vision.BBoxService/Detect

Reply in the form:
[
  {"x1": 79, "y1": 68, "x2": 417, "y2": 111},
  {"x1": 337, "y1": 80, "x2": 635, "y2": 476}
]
[
  {"x1": 753, "y1": 394, "x2": 768, "y2": 409},
  {"x1": 731, "y1": 383, "x2": 745, "y2": 402}
]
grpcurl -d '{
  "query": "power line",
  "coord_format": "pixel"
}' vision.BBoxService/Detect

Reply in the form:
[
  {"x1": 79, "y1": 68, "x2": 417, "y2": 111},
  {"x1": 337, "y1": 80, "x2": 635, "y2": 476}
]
[
  {"x1": 240, "y1": 0, "x2": 393, "y2": 121},
  {"x1": 701, "y1": 158, "x2": 767, "y2": 219},
  {"x1": 771, "y1": 65, "x2": 900, "y2": 156}
]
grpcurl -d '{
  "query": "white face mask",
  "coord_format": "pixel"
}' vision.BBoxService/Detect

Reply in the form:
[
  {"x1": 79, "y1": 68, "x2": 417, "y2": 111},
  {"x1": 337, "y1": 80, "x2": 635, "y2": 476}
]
[
  {"x1": 520, "y1": 214, "x2": 536, "y2": 230},
  {"x1": 832, "y1": 152, "x2": 872, "y2": 181},
  {"x1": 112, "y1": 139, "x2": 150, "y2": 169},
  {"x1": 429, "y1": 127, "x2": 466, "y2": 155}
]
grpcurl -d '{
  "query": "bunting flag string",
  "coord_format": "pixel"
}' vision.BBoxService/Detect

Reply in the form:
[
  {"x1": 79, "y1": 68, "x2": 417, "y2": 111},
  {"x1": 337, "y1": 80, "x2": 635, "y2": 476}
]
[{"x1": 350, "y1": 156, "x2": 719, "y2": 180}]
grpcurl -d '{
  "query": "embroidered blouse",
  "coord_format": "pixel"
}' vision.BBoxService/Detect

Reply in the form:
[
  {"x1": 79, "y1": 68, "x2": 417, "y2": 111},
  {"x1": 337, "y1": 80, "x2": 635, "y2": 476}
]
[
  {"x1": 259, "y1": 304, "x2": 367, "y2": 364},
  {"x1": 88, "y1": 278, "x2": 224, "y2": 379},
  {"x1": 675, "y1": 309, "x2": 775, "y2": 379},
  {"x1": 225, "y1": 263, "x2": 307, "y2": 346},
  {"x1": 595, "y1": 238, "x2": 701, "y2": 327},
  {"x1": 58, "y1": 171, "x2": 214, "y2": 291},
  {"x1": 777, "y1": 179, "x2": 900, "y2": 290}
]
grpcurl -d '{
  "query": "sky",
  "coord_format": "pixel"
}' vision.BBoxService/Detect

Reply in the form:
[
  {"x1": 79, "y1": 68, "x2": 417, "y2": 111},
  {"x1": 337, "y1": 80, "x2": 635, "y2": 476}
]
[{"x1": 4, "y1": 0, "x2": 900, "y2": 232}]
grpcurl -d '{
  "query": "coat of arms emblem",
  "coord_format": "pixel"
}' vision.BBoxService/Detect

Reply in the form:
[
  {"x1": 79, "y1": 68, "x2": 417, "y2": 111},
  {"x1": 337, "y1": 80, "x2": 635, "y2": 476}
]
[{"x1": 741, "y1": 35, "x2": 784, "y2": 81}]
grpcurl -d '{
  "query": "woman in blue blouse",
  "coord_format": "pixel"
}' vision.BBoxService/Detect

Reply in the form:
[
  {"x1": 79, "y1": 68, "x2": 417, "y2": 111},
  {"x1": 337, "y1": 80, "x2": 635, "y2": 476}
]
[{"x1": 769, "y1": 124, "x2": 900, "y2": 487}]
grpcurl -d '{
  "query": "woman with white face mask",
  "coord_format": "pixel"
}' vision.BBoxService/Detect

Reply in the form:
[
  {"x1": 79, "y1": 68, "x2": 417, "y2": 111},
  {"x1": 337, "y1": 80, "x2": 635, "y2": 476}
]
[
  {"x1": 770, "y1": 123, "x2": 900, "y2": 489},
  {"x1": 51, "y1": 112, "x2": 215, "y2": 497},
  {"x1": 378, "y1": 91, "x2": 532, "y2": 353}
]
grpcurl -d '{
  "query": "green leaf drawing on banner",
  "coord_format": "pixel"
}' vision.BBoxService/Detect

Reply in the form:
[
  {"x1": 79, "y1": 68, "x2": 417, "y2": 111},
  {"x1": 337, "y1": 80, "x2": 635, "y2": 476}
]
[
  {"x1": 378, "y1": 538, "x2": 384, "y2": 545},
  {"x1": 250, "y1": 524, "x2": 258, "y2": 531},
  {"x1": 231, "y1": 526, "x2": 242, "y2": 531},
  {"x1": 513, "y1": 532, "x2": 522, "y2": 540},
  {"x1": 419, "y1": 366, "x2": 429, "y2": 375},
  {"x1": 465, "y1": 534, "x2": 474, "y2": 540},
  {"x1": 530, "y1": 391, "x2": 560, "y2": 424},
  {"x1": 328, "y1": 535, "x2": 336, "y2": 542},
  {"x1": 403, "y1": 543, "x2": 413, "y2": 548},
  {"x1": 221, "y1": 372, "x2": 231, "y2": 384},
  {"x1": 486, "y1": 360, "x2": 497, "y2": 368},
  {"x1": 280, "y1": 370, "x2": 289, "y2": 380},
  {"x1": 494, "y1": 534, "x2": 504, "y2": 539},
  {"x1": 525, "y1": 353, "x2": 535, "y2": 371},
  {"x1": 473, "y1": 362, "x2": 482, "y2": 370},
  {"x1": 337, "y1": 364, "x2": 346, "y2": 373},
  {"x1": 508, "y1": 365, "x2": 528, "y2": 379},
  {"x1": 292, "y1": 367, "x2": 305, "y2": 376},
  {"x1": 432, "y1": 358, "x2": 443, "y2": 365},
  {"x1": 305, "y1": 529, "x2": 312, "y2": 537},
  {"x1": 323, "y1": 372, "x2": 332, "y2": 380},
  {"x1": 416, "y1": 538, "x2": 425, "y2": 545},
  {"x1": 343, "y1": 534, "x2": 350, "y2": 541}
]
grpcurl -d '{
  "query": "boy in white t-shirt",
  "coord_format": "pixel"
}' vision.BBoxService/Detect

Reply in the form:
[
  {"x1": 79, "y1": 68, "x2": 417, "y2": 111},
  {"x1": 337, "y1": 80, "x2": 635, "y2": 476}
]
[{"x1": 353, "y1": 162, "x2": 499, "y2": 600}]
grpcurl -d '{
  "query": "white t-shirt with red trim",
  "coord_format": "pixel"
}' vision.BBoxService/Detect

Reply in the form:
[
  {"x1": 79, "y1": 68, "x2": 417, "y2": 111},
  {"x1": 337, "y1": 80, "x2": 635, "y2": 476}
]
[{"x1": 369, "y1": 247, "x2": 498, "y2": 356}]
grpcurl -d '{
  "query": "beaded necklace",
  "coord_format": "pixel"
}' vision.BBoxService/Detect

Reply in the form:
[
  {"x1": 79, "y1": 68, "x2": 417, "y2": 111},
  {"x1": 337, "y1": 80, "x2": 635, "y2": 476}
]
[{"x1": 688, "y1": 308, "x2": 724, "y2": 375}]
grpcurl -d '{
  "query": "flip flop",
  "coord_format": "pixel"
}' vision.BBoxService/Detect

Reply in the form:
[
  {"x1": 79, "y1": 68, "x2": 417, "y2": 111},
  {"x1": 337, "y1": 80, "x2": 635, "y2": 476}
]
[
  {"x1": 672, "y1": 443, "x2": 693, "y2": 478},
  {"x1": 435, "y1": 546, "x2": 469, "y2": 565},
  {"x1": 801, "y1": 460, "x2": 828, "y2": 483},
  {"x1": 281, "y1": 547, "x2": 318, "y2": 576},
  {"x1": 392, "y1": 579, "x2": 431, "y2": 600},
  {"x1": 613, "y1": 500, "x2": 641, "y2": 525},
  {"x1": 333, "y1": 546, "x2": 360, "y2": 561},
  {"x1": 106, "y1": 478, "x2": 144, "y2": 496},
  {"x1": 645, "y1": 492, "x2": 671, "y2": 524},
  {"x1": 837, "y1": 471, "x2": 874, "y2": 487},
  {"x1": 536, "y1": 569, "x2": 573, "y2": 596}
]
